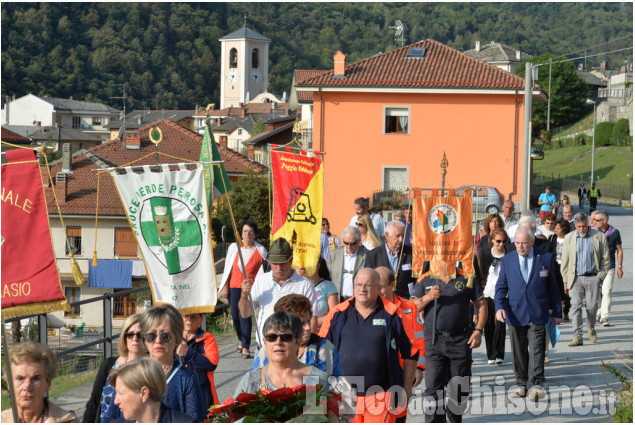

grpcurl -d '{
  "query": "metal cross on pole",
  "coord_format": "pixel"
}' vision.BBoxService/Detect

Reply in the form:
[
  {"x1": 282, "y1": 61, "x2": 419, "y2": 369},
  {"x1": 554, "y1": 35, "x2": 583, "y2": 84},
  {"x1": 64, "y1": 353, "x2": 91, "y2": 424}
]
[{"x1": 432, "y1": 152, "x2": 449, "y2": 345}]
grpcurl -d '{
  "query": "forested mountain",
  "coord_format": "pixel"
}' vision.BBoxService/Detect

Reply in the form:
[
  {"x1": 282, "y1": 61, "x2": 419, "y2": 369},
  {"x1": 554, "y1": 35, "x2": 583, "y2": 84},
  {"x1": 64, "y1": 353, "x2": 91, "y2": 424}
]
[{"x1": 2, "y1": 2, "x2": 632, "y2": 110}]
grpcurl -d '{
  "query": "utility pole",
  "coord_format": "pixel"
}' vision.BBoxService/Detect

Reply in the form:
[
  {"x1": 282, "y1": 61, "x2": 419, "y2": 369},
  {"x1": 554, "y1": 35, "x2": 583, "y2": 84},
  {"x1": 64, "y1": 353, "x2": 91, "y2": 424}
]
[
  {"x1": 111, "y1": 83, "x2": 127, "y2": 139},
  {"x1": 521, "y1": 62, "x2": 533, "y2": 211},
  {"x1": 547, "y1": 58, "x2": 552, "y2": 132}
]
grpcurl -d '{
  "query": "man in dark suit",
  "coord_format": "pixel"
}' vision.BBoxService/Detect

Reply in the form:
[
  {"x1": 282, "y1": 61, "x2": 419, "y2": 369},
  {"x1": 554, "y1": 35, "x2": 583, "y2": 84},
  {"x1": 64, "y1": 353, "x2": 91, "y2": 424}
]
[
  {"x1": 495, "y1": 227, "x2": 563, "y2": 402},
  {"x1": 326, "y1": 225, "x2": 368, "y2": 301},
  {"x1": 365, "y1": 220, "x2": 418, "y2": 299}
]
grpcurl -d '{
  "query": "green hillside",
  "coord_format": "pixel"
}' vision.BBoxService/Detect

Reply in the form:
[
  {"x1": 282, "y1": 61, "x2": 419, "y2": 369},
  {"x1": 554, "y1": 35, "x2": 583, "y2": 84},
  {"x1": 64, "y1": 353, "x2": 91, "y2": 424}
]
[
  {"x1": 1, "y1": 3, "x2": 632, "y2": 110},
  {"x1": 533, "y1": 144, "x2": 633, "y2": 188}
]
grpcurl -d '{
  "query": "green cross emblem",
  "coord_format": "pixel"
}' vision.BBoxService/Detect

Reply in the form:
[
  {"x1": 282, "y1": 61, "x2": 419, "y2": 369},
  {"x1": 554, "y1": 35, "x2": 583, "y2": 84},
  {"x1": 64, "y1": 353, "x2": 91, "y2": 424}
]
[{"x1": 140, "y1": 197, "x2": 202, "y2": 275}]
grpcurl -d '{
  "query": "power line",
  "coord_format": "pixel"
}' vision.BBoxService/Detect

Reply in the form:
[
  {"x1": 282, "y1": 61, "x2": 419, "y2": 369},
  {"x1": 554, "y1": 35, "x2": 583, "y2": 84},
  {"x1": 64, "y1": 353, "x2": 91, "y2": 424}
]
[
  {"x1": 534, "y1": 47, "x2": 633, "y2": 68},
  {"x1": 561, "y1": 34, "x2": 633, "y2": 57}
]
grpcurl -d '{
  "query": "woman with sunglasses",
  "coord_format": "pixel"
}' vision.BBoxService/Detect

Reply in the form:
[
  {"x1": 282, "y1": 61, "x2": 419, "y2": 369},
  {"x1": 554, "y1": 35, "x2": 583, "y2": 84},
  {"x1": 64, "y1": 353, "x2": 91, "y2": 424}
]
[
  {"x1": 321, "y1": 218, "x2": 341, "y2": 251},
  {"x1": 480, "y1": 228, "x2": 509, "y2": 365},
  {"x1": 233, "y1": 311, "x2": 329, "y2": 397},
  {"x1": 357, "y1": 214, "x2": 380, "y2": 251},
  {"x1": 102, "y1": 305, "x2": 206, "y2": 422},
  {"x1": 84, "y1": 313, "x2": 145, "y2": 423}
]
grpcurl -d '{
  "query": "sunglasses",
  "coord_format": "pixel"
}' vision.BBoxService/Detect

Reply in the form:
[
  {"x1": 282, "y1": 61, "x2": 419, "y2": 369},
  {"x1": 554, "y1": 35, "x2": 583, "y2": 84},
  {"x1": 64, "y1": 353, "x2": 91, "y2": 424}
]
[
  {"x1": 144, "y1": 331, "x2": 173, "y2": 344},
  {"x1": 343, "y1": 240, "x2": 358, "y2": 246},
  {"x1": 263, "y1": 333, "x2": 295, "y2": 343},
  {"x1": 493, "y1": 239, "x2": 507, "y2": 244},
  {"x1": 124, "y1": 331, "x2": 143, "y2": 340},
  {"x1": 356, "y1": 222, "x2": 365, "y2": 227}
]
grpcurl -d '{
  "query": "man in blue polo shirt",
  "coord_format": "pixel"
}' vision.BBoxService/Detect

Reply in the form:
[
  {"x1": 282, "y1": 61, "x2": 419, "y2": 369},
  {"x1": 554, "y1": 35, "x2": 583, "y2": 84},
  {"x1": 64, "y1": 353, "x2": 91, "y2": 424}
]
[{"x1": 319, "y1": 268, "x2": 417, "y2": 423}]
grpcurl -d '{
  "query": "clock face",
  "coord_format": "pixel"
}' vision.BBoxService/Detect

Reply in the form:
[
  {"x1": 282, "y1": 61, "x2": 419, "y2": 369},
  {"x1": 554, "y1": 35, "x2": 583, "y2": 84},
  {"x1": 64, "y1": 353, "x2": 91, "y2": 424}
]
[
  {"x1": 250, "y1": 69, "x2": 262, "y2": 83},
  {"x1": 228, "y1": 69, "x2": 239, "y2": 84}
]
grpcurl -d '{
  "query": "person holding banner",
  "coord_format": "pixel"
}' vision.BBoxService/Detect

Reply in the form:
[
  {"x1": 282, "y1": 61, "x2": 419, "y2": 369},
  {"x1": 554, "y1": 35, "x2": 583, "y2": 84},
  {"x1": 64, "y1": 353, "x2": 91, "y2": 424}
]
[
  {"x1": 2, "y1": 342, "x2": 78, "y2": 423},
  {"x1": 218, "y1": 221, "x2": 267, "y2": 359},
  {"x1": 412, "y1": 261, "x2": 487, "y2": 423},
  {"x1": 238, "y1": 237, "x2": 319, "y2": 347},
  {"x1": 365, "y1": 220, "x2": 418, "y2": 299}
]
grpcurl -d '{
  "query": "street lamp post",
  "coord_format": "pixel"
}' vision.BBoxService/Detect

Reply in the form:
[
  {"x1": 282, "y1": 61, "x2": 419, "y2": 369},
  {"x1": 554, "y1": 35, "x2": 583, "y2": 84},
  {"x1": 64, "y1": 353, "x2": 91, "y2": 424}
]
[{"x1": 586, "y1": 99, "x2": 597, "y2": 184}]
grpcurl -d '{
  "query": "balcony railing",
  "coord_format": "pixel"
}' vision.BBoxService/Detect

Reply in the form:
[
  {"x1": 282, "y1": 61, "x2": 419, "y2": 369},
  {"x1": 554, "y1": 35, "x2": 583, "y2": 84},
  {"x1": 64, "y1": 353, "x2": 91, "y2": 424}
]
[{"x1": 598, "y1": 88, "x2": 633, "y2": 99}]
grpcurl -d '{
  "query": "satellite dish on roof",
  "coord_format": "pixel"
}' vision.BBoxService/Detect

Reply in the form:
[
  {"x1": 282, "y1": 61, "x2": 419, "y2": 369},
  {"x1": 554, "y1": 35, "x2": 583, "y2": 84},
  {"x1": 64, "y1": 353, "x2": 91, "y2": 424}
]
[{"x1": 389, "y1": 20, "x2": 405, "y2": 47}]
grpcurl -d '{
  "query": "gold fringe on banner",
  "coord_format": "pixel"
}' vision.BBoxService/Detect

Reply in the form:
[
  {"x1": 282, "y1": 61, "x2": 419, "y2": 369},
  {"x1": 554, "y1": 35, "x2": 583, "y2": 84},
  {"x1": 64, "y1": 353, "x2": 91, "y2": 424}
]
[
  {"x1": 1, "y1": 299, "x2": 70, "y2": 322},
  {"x1": 153, "y1": 302, "x2": 216, "y2": 316}
]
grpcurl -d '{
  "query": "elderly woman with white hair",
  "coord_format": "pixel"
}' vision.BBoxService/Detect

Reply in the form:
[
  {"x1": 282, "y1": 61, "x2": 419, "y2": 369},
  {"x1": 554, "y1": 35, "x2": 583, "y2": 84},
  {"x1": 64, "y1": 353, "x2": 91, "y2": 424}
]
[
  {"x1": 108, "y1": 358, "x2": 195, "y2": 423},
  {"x1": 2, "y1": 342, "x2": 77, "y2": 423}
]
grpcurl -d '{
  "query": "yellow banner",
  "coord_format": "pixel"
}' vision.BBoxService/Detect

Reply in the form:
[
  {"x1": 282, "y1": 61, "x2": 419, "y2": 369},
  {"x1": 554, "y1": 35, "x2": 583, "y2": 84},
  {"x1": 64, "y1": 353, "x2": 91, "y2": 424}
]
[{"x1": 271, "y1": 150, "x2": 323, "y2": 277}]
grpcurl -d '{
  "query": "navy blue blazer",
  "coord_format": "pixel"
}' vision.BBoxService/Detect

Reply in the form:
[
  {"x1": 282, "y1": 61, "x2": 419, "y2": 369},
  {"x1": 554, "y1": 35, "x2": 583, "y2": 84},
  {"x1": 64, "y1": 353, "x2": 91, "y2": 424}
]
[{"x1": 494, "y1": 247, "x2": 562, "y2": 327}]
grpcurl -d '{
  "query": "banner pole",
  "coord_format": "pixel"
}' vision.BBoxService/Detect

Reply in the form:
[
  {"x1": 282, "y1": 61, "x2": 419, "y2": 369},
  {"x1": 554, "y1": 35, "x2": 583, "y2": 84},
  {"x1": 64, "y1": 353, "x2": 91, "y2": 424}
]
[
  {"x1": 218, "y1": 168, "x2": 262, "y2": 351},
  {"x1": 2, "y1": 321, "x2": 19, "y2": 422}
]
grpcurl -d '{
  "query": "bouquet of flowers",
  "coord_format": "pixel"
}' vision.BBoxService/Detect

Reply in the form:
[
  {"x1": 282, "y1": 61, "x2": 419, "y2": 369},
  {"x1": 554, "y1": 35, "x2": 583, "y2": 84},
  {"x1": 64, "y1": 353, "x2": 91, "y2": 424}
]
[{"x1": 206, "y1": 383, "x2": 341, "y2": 423}]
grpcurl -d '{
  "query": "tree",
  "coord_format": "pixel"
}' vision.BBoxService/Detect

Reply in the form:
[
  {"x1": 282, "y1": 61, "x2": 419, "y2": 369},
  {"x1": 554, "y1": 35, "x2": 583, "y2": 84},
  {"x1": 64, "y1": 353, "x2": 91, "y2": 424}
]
[
  {"x1": 252, "y1": 117, "x2": 265, "y2": 137},
  {"x1": 212, "y1": 169, "x2": 270, "y2": 249},
  {"x1": 516, "y1": 53, "x2": 589, "y2": 132}
]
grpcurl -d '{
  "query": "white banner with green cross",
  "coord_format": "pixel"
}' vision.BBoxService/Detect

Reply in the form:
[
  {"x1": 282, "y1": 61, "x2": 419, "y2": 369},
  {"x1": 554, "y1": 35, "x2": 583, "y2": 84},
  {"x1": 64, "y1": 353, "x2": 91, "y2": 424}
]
[{"x1": 110, "y1": 164, "x2": 217, "y2": 313}]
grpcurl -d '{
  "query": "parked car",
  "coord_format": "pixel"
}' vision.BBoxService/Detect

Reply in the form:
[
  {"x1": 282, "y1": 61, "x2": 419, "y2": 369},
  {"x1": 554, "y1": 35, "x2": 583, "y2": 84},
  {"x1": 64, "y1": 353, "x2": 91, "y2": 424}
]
[{"x1": 457, "y1": 185, "x2": 504, "y2": 214}]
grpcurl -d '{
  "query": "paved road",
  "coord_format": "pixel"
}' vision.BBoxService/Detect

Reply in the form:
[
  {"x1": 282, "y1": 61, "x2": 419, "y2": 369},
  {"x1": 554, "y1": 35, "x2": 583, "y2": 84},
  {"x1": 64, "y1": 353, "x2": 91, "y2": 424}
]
[{"x1": 53, "y1": 205, "x2": 632, "y2": 422}]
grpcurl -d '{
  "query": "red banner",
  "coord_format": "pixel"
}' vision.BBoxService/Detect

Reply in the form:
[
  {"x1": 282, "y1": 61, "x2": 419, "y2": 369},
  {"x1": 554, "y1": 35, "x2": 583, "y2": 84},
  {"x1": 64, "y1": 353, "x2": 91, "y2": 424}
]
[
  {"x1": 270, "y1": 150, "x2": 323, "y2": 276},
  {"x1": 1, "y1": 149, "x2": 69, "y2": 320},
  {"x1": 412, "y1": 190, "x2": 474, "y2": 279}
]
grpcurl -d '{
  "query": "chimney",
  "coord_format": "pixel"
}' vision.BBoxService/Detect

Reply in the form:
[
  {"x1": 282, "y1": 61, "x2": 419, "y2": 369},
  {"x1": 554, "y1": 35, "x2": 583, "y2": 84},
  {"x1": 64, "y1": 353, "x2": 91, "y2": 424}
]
[
  {"x1": 34, "y1": 120, "x2": 41, "y2": 127},
  {"x1": 267, "y1": 123, "x2": 274, "y2": 132},
  {"x1": 195, "y1": 104, "x2": 199, "y2": 113},
  {"x1": 216, "y1": 117, "x2": 222, "y2": 126},
  {"x1": 515, "y1": 50, "x2": 520, "y2": 61},
  {"x1": 55, "y1": 172, "x2": 67, "y2": 204},
  {"x1": 62, "y1": 143, "x2": 72, "y2": 172},
  {"x1": 219, "y1": 136, "x2": 228, "y2": 147},
  {"x1": 239, "y1": 102, "x2": 244, "y2": 107},
  {"x1": 475, "y1": 41, "x2": 481, "y2": 52},
  {"x1": 578, "y1": 63, "x2": 584, "y2": 71},
  {"x1": 282, "y1": 91, "x2": 287, "y2": 102},
  {"x1": 333, "y1": 51, "x2": 347, "y2": 77},
  {"x1": 241, "y1": 108, "x2": 246, "y2": 118},
  {"x1": 247, "y1": 144, "x2": 254, "y2": 160},
  {"x1": 137, "y1": 115, "x2": 142, "y2": 125},
  {"x1": 125, "y1": 131, "x2": 141, "y2": 149},
  {"x1": 69, "y1": 96, "x2": 73, "y2": 100},
  {"x1": 601, "y1": 61, "x2": 608, "y2": 70}
]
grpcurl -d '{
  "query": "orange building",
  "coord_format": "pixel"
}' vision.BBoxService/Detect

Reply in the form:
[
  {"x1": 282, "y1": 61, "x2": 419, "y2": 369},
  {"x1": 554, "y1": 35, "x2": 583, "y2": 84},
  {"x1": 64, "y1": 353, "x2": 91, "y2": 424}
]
[{"x1": 296, "y1": 39, "x2": 545, "y2": 234}]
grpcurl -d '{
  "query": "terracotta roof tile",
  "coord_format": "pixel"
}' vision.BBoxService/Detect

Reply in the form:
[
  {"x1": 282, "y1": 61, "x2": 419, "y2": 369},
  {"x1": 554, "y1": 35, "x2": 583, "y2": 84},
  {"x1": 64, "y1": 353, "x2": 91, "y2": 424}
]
[
  {"x1": 44, "y1": 119, "x2": 266, "y2": 216},
  {"x1": 296, "y1": 39, "x2": 525, "y2": 90},
  {"x1": 294, "y1": 70, "x2": 329, "y2": 102},
  {"x1": 1, "y1": 127, "x2": 31, "y2": 144}
]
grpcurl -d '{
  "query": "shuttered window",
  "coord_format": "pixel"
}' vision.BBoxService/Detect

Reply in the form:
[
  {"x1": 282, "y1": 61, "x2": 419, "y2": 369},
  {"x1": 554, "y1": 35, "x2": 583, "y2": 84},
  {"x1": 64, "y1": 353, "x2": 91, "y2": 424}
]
[{"x1": 114, "y1": 227, "x2": 137, "y2": 257}]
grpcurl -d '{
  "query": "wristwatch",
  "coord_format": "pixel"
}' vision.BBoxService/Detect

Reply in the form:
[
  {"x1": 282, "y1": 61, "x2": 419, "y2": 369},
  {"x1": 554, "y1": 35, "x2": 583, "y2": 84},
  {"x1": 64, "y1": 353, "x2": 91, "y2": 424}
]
[
  {"x1": 474, "y1": 328, "x2": 483, "y2": 333},
  {"x1": 618, "y1": 265, "x2": 623, "y2": 268}
]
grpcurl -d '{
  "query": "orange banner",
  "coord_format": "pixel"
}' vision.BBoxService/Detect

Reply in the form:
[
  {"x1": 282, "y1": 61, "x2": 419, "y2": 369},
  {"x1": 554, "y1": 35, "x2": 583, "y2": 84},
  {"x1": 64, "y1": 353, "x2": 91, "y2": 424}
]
[{"x1": 412, "y1": 193, "x2": 473, "y2": 278}]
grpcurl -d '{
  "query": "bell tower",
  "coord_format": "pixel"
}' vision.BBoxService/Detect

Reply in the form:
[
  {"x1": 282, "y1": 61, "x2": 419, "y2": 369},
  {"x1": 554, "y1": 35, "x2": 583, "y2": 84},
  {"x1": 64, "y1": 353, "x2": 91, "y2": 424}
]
[{"x1": 219, "y1": 25, "x2": 271, "y2": 109}]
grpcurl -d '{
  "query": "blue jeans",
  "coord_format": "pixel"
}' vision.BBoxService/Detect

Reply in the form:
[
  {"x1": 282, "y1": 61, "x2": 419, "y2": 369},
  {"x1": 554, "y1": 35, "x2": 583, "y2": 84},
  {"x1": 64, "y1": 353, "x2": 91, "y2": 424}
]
[{"x1": 230, "y1": 287, "x2": 252, "y2": 350}]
